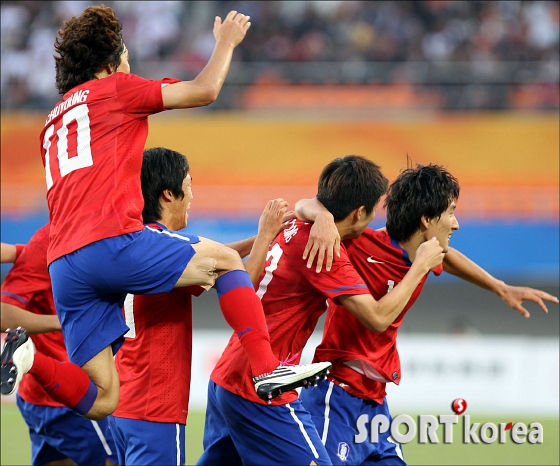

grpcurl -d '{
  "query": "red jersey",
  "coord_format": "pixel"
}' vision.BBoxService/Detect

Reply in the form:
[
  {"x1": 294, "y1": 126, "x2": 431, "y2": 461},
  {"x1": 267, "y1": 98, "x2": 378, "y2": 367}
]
[
  {"x1": 313, "y1": 228, "x2": 443, "y2": 403},
  {"x1": 113, "y1": 287, "x2": 203, "y2": 425},
  {"x1": 39, "y1": 72, "x2": 179, "y2": 264},
  {"x1": 0, "y1": 224, "x2": 69, "y2": 407},
  {"x1": 211, "y1": 220, "x2": 370, "y2": 405}
]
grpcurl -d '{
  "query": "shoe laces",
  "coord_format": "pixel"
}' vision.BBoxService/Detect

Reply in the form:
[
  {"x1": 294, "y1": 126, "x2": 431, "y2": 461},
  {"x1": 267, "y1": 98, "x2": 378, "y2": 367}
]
[{"x1": 279, "y1": 352, "x2": 300, "y2": 367}]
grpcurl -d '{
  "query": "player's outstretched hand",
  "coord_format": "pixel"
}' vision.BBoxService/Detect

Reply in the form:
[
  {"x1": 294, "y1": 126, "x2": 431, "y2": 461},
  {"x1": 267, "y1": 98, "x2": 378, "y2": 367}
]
[
  {"x1": 498, "y1": 285, "x2": 559, "y2": 318},
  {"x1": 214, "y1": 11, "x2": 251, "y2": 47},
  {"x1": 415, "y1": 237, "x2": 445, "y2": 271},
  {"x1": 258, "y1": 198, "x2": 289, "y2": 242},
  {"x1": 303, "y1": 212, "x2": 341, "y2": 273}
]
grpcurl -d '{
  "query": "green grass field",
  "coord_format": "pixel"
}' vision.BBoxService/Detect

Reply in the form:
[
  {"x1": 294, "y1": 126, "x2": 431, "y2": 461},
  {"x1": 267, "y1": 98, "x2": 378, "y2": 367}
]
[{"x1": 1, "y1": 403, "x2": 558, "y2": 465}]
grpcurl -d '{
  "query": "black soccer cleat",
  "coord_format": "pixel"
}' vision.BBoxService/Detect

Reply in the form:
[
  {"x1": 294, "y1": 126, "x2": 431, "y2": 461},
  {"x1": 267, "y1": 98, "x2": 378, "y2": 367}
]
[
  {"x1": 253, "y1": 362, "x2": 332, "y2": 404},
  {"x1": 1, "y1": 327, "x2": 34, "y2": 396}
]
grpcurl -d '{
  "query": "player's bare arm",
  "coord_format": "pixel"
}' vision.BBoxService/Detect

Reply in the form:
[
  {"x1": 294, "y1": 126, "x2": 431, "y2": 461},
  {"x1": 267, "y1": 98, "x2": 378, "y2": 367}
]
[
  {"x1": 444, "y1": 247, "x2": 558, "y2": 318},
  {"x1": 162, "y1": 11, "x2": 251, "y2": 109},
  {"x1": 1, "y1": 302, "x2": 61, "y2": 334},
  {"x1": 339, "y1": 237, "x2": 444, "y2": 332},
  {"x1": 0, "y1": 243, "x2": 18, "y2": 263},
  {"x1": 295, "y1": 197, "x2": 341, "y2": 272},
  {"x1": 244, "y1": 199, "x2": 290, "y2": 284}
]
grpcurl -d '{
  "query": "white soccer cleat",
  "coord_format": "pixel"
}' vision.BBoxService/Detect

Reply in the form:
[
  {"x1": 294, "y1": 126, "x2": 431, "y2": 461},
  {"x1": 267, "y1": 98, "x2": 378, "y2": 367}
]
[
  {"x1": 253, "y1": 362, "x2": 332, "y2": 404},
  {"x1": 1, "y1": 327, "x2": 35, "y2": 396}
]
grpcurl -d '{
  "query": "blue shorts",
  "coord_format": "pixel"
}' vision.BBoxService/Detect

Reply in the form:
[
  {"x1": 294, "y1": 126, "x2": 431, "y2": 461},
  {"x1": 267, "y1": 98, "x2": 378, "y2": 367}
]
[
  {"x1": 16, "y1": 394, "x2": 117, "y2": 466},
  {"x1": 300, "y1": 379, "x2": 406, "y2": 465},
  {"x1": 197, "y1": 380, "x2": 331, "y2": 466},
  {"x1": 49, "y1": 228, "x2": 199, "y2": 366},
  {"x1": 108, "y1": 416, "x2": 185, "y2": 466}
]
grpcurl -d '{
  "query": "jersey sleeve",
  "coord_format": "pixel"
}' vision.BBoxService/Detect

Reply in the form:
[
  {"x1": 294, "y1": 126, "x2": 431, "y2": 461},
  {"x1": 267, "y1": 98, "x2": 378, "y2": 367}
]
[
  {"x1": 115, "y1": 74, "x2": 181, "y2": 117},
  {"x1": 1, "y1": 225, "x2": 50, "y2": 309},
  {"x1": 301, "y1": 244, "x2": 369, "y2": 300},
  {"x1": 431, "y1": 264, "x2": 444, "y2": 276}
]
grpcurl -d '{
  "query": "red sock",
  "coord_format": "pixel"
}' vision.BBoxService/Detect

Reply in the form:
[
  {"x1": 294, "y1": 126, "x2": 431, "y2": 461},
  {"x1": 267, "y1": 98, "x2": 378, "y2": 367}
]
[
  {"x1": 29, "y1": 352, "x2": 98, "y2": 415},
  {"x1": 216, "y1": 270, "x2": 280, "y2": 376}
]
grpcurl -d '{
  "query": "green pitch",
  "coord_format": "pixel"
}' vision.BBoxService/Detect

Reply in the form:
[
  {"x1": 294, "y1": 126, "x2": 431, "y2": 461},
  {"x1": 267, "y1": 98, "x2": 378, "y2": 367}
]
[{"x1": 1, "y1": 404, "x2": 558, "y2": 465}]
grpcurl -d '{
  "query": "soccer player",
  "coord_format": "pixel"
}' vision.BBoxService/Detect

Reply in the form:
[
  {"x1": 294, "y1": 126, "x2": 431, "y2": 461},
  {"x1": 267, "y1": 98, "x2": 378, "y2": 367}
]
[
  {"x1": 1, "y1": 227, "x2": 117, "y2": 465},
  {"x1": 198, "y1": 156, "x2": 445, "y2": 465},
  {"x1": 109, "y1": 147, "x2": 291, "y2": 465},
  {"x1": 0, "y1": 5, "x2": 329, "y2": 418},
  {"x1": 296, "y1": 163, "x2": 559, "y2": 465}
]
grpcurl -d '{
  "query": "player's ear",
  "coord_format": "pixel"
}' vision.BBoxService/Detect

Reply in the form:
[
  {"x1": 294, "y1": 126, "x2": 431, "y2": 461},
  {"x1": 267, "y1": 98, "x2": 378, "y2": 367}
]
[
  {"x1": 162, "y1": 190, "x2": 174, "y2": 202},
  {"x1": 420, "y1": 215, "x2": 431, "y2": 229},
  {"x1": 354, "y1": 206, "x2": 366, "y2": 221}
]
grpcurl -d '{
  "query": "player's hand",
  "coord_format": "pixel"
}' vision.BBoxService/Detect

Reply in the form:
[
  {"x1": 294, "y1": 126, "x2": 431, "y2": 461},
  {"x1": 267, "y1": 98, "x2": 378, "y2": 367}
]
[
  {"x1": 415, "y1": 237, "x2": 444, "y2": 271},
  {"x1": 498, "y1": 285, "x2": 559, "y2": 318},
  {"x1": 258, "y1": 199, "x2": 289, "y2": 242},
  {"x1": 303, "y1": 212, "x2": 341, "y2": 273},
  {"x1": 214, "y1": 11, "x2": 251, "y2": 47}
]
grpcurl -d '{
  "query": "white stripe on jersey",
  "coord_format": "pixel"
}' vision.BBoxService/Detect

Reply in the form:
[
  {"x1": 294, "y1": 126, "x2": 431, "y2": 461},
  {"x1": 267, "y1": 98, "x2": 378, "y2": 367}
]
[
  {"x1": 90, "y1": 420, "x2": 113, "y2": 455},
  {"x1": 321, "y1": 381, "x2": 335, "y2": 445},
  {"x1": 285, "y1": 403, "x2": 319, "y2": 459},
  {"x1": 145, "y1": 225, "x2": 191, "y2": 241}
]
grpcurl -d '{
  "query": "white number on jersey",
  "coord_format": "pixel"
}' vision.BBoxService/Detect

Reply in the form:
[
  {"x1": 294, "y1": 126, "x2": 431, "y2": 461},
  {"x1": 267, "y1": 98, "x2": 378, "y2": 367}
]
[
  {"x1": 387, "y1": 280, "x2": 395, "y2": 293},
  {"x1": 123, "y1": 294, "x2": 136, "y2": 338},
  {"x1": 256, "y1": 243, "x2": 284, "y2": 299},
  {"x1": 43, "y1": 103, "x2": 93, "y2": 190}
]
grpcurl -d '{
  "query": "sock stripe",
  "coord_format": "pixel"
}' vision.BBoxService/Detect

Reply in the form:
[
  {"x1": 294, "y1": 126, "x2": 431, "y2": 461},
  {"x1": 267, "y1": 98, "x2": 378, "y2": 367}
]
[{"x1": 216, "y1": 270, "x2": 253, "y2": 299}]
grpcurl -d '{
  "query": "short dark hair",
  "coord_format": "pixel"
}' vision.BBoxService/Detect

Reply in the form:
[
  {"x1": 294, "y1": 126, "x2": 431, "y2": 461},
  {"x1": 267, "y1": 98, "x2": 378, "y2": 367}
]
[
  {"x1": 316, "y1": 155, "x2": 389, "y2": 222},
  {"x1": 141, "y1": 147, "x2": 190, "y2": 224},
  {"x1": 54, "y1": 5, "x2": 124, "y2": 94},
  {"x1": 385, "y1": 164, "x2": 460, "y2": 242}
]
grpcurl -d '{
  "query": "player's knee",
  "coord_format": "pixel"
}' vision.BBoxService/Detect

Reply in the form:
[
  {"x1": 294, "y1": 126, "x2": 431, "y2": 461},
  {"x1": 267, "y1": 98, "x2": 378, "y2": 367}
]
[
  {"x1": 86, "y1": 388, "x2": 119, "y2": 420},
  {"x1": 216, "y1": 245, "x2": 244, "y2": 272}
]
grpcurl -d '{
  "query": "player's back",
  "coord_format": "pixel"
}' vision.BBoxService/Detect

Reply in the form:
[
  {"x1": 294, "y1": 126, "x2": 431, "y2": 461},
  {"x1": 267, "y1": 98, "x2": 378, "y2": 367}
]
[
  {"x1": 211, "y1": 219, "x2": 368, "y2": 405},
  {"x1": 39, "y1": 73, "x2": 176, "y2": 264}
]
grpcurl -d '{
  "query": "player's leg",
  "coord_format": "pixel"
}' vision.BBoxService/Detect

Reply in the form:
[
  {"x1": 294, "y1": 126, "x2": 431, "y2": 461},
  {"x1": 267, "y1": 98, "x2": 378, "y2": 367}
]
[
  {"x1": 180, "y1": 237, "x2": 332, "y2": 401},
  {"x1": 197, "y1": 380, "x2": 243, "y2": 466},
  {"x1": 211, "y1": 381, "x2": 332, "y2": 465},
  {"x1": 300, "y1": 379, "x2": 384, "y2": 465},
  {"x1": 109, "y1": 416, "x2": 185, "y2": 466},
  {"x1": 16, "y1": 393, "x2": 118, "y2": 465}
]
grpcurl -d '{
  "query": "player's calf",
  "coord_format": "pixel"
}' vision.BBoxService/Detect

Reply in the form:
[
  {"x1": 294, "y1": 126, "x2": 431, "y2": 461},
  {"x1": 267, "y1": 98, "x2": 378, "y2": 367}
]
[{"x1": 1, "y1": 327, "x2": 34, "y2": 395}]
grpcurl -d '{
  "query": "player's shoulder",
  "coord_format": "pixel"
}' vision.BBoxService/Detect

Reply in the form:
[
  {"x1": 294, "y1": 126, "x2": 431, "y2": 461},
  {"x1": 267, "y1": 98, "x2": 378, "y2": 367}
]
[{"x1": 276, "y1": 219, "x2": 311, "y2": 247}]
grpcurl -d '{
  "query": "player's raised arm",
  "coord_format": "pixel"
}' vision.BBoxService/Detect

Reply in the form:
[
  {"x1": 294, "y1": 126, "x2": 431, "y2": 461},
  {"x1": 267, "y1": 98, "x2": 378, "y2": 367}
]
[
  {"x1": 295, "y1": 198, "x2": 341, "y2": 272},
  {"x1": 443, "y1": 247, "x2": 559, "y2": 318},
  {"x1": 162, "y1": 11, "x2": 251, "y2": 109}
]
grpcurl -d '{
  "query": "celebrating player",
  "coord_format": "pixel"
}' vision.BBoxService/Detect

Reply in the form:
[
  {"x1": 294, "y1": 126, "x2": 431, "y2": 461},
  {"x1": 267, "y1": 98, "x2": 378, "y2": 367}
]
[
  {"x1": 109, "y1": 147, "x2": 292, "y2": 465},
  {"x1": 197, "y1": 156, "x2": 445, "y2": 465},
  {"x1": 0, "y1": 5, "x2": 329, "y2": 420},
  {"x1": 1, "y1": 228, "x2": 117, "y2": 465},
  {"x1": 297, "y1": 163, "x2": 559, "y2": 465}
]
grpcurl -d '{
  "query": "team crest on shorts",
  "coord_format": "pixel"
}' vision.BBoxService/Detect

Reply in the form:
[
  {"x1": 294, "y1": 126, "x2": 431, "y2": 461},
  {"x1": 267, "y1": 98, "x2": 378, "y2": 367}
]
[{"x1": 337, "y1": 442, "x2": 350, "y2": 462}]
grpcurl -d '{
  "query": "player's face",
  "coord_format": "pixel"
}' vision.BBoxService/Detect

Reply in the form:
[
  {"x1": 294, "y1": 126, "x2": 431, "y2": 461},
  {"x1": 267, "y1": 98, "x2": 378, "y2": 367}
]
[
  {"x1": 425, "y1": 201, "x2": 459, "y2": 253},
  {"x1": 169, "y1": 173, "x2": 193, "y2": 231},
  {"x1": 116, "y1": 44, "x2": 130, "y2": 74}
]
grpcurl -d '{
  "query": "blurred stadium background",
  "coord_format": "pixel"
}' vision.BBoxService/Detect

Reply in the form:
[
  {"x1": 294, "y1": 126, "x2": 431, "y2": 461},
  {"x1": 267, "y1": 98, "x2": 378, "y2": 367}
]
[{"x1": 1, "y1": 1, "x2": 558, "y2": 465}]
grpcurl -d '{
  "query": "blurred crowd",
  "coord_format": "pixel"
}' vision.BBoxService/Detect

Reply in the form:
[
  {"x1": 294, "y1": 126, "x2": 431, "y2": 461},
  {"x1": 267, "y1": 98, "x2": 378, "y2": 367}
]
[{"x1": 1, "y1": 0, "x2": 558, "y2": 110}]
